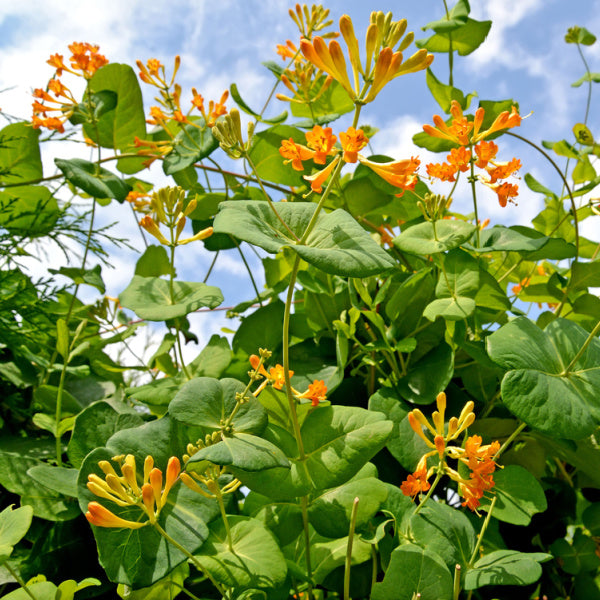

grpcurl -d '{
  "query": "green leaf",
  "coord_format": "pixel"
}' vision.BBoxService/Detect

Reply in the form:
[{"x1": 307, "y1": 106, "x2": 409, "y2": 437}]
[
  {"x1": 48, "y1": 264, "x2": 105, "y2": 293},
  {"x1": 0, "y1": 581, "x2": 57, "y2": 600},
  {"x1": 26, "y1": 465, "x2": 78, "y2": 497},
  {"x1": 230, "y1": 406, "x2": 393, "y2": 500},
  {"x1": 84, "y1": 63, "x2": 147, "y2": 174},
  {"x1": 188, "y1": 335, "x2": 232, "y2": 378},
  {"x1": 572, "y1": 260, "x2": 600, "y2": 290},
  {"x1": 397, "y1": 342, "x2": 454, "y2": 404},
  {"x1": 248, "y1": 125, "x2": 308, "y2": 186},
  {"x1": 56, "y1": 318, "x2": 69, "y2": 360},
  {"x1": 33, "y1": 384, "x2": 84, "y2": 416},
  {"x1": 186, "y1": 432, "x2": 292, "y2": 472},
  {"x1": 163, "y1": 120, "x2": 219, "y2": 174},
  {"x1": 0, "y1": 186, "x2": 58, "y2": 236},
  {"x1": 290, "y1": 79, "x2": 354, "y2": 121},
  {"x1": 308, "y1": 476, "x2": 388, "y2": 539},
  {"x1": 193, "y1": 515, "x2": 288, "y2": 590},
  {"x1": 410, "y1": 502, "x2": 476, "y2": 569},
  {"x1": 573, "y1": 155, "x2": 597, "y2": 183},
  {"x1": 170, "y1": 377, "x2": 267, "y2": 435},
  {"x1": 423, "y1": 0, "x2": 469, "y2": 33},
  {"x1": 0, "y1": 505, "x2": 33, "y2": 561},
  {"x1": 214, "y1": 201, "x2": 395, "y2": 277},
  {"x1": 368, "y1": 388, "x2": 430, "y2": 471},
  {"x1": 393, "y1": 220, "x2": 476, "y2": 255},
  {"x1": 524, "y1": 172, "x2": 558, "y2": 199},
  {"x1": 487, "y1": 317, "x2": 600, "y2": 439},
  {"x1": 119, "y1": 275, "x2": 223, "y2": 321},
  {"x1": 134, "y1": 245, "x2": 172, "y2": 278},
  {"x1": 417, "y1": 18, "x2": 492, "y2": 56},
  {"x1": 117, "y1": 563, "x2": 188, "y2": 600},
  {"x1": 67, "y1": 401, "x2": 144, "y2": 468},
  {"x1": 0, "y1": 451, "x2": 80, "y2": 521},
  {"x1": 574, "y1": 123, "x2": 595, "y2": 146},
  {"x1": 551, "y1": 531, "x2": 600, "y2": 574},
  {"x1": 78, "y1": 447, "x2": 219, "y2": 588},
  {"x1": 572, "y1": 72, "x2": 600, "y2": 87},
  {"x1": 464, "y1": 550, "x2": 551, "y2": 589},
  {"x1": 55, "y1": 158, "x2": 132, "y2": 202},
  {"x1": 230, "y1": 83, "x2": 287, "y2": 124},
  {"x1": 478, "y1": 465, "x2": 547, "y2": 525},
  {"x1": 0, "y1": 122, "x2": 42, "y2": 184},
  {"x1": 425, "y1": 68, "x2": 476, "y2": 113},
  {"x1": 372, "y1": 543, "x2": 453, "y2": 600},
  {"x1": 565, "y1": 26, "x2": 597, "y2": 46}
]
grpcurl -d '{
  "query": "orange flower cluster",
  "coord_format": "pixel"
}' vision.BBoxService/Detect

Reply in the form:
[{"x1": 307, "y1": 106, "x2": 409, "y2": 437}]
[
  {"x1": 86, "y1": 454, "x2": 181, "y2": 529},
  {"x1": 279, "y1": 124, "x2": 419, "y2": 195},
  {"x1": 250, "y1": 354, "x2": 327, "y2": 407},
  {"x1": 400, "y1": 391, "x2": 500, "y2": 512},
  {"x1": 31, "y1": 42, "x2": 109, "y2": 132},
  {"x1": 423, "y1": 100, "x2": 523, "y2": 207}
]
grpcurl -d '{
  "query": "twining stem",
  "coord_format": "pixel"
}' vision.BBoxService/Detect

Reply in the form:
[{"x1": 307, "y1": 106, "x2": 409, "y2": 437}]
[
  {"x1": 152, "y1": 521, "x2": 228, "y2": 597},
  {"x1": 575, "y1": 41, "x2": 593, "y2": 126},
  {"x1": 232, "y1": 238, "x2": 263, "y2": 307},
  {"x1": 468, "y1": 495, "x2": 497, "y2": 567},
  {"x1": 561, "y1": 318, "x2": 600, "y2": 376},
  {"x1": 344, "y1": 497, "x2": 360, "y2": 600}
]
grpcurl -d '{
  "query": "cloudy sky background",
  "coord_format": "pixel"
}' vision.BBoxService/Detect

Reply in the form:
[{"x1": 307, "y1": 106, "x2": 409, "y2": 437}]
[{"x1": 0, "y1": 0, "x2": 598, "y2": 363}]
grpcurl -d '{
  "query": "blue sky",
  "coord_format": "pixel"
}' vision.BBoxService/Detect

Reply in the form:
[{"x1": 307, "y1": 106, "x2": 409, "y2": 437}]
[{"x1": 0, "y1": 0, "x2": 598, "y2": 360}]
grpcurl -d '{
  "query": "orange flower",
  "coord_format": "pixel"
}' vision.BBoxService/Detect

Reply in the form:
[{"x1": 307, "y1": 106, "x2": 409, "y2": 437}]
[
  {"x1": 486, "y1": 158, "x2": 522, "y2": 184},
  {"x1": 85, "y1": 502, "x2": 146, "y2": 530},
  {"x1": 447, "y1": 146, "x2": 472, "y2": 172},
  {"x1": 305, "y1": 125, "x2": 337, "y2": 164},
  {"x1": 359, "y1": 155, "x2": 420, "y2": 195},
  {"x1": 249, "y1": 355, "x2": 293, "y2": 393},
  {"x1": 400, "y1": 456, "x2": 431, "y2": 498},
  {"x1": 297, "y1": 379, "x2": 328, "y2": 406},
  {"x1": 304, "y1": 156, "x2": 341, "y2": 193},
  {"x1": 86, "y1": 454, "x2": 181, "y2": 528},
  {"x1": 279, "y1": 138, "x2": 316, "y2": 171},
  {"x1": 276, "y1": 40, "x2": 298, "y2": 61},
  {"x1": 491, "y1": 182, "x2": 519, "y2": 207},
  {"x1": 426, "y1": 162, "x2": 458, "y2": 183},
  {"x1": 474, "y1": 140, "x2": 498, "y2": 168},
  {"x1": 339, "y1": 127, "x2": 368, "y2": 163}
]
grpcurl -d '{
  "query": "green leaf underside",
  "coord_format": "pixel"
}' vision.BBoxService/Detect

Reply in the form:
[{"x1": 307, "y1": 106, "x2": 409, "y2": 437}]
[{"x1": 119, "y1": 276, "x2": 223, "y2": 321}]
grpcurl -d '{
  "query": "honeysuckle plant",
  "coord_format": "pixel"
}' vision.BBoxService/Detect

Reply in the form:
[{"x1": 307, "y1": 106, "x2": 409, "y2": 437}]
[{"x1": 0, "y1": 3, "x2": 599, "y2": 600}]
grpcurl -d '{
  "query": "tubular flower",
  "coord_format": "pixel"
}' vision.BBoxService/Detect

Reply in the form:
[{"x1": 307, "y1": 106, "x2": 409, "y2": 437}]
[
  {"x1": 295, "y1": 379, "x2": 328, "y2": 406},
  {"x1": 280, "y1": 125, "x2": 420, "y2": 196},
  {"x1": 300, "y1": 12, "x2": 432, "y2": 104},
  {"x1": 86, "y1": 455, "x2": 181, "y2": 528},
  {"x1": 423, "y1": 100, "x2": 524, "y2": 207},
  {"x1": 279, "y1": 139, "x2": 317, "y2": 171},
  {"x1": 191, "y1": 88, "x2": 229, "y2": 128},
  {"x1": 305, "y1": 126, "x2": 337, "y2": 164},
  {"x1": 401, "y1": 392, "x2": 500, "y2": 512},
  {"x1": 249, "y1": 354, "x2": 294, "y2": 395},
  {"x1": 32, "y1": 42, "x2": 109, "y2": 132},
  {"x1": 400, "y1": 456, "x2": 431, "y2": 498}
]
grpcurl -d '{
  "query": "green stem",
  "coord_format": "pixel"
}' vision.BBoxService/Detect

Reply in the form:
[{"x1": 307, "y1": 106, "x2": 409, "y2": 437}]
[
  {"x1": 344, "y1": 497, "x2": 360, "y2": 600},
  {"x1": 4, "y1": 562, "x2": 38, "y2": 600},
  {"x1": 153, "y1": 521, "x2": 228, "y2": 596},
  {"x1": 168, "y1": 238, "x2": 191, "y2": 380},
  {"x1": 560, "y1": 318, "x2": 600, "y2": 376},
  {"x1": 576, "y1": 42, "x2": 593, "y2": 125},
  {"x1": 232, "y1": 238, "x2": 263, "y2": 307},
  {"x1": 414, "y1": 466, "x2": 444, "y2": 515},
  {"x1": 469, "y1": 158, "x2": 480, "y2": 248},
  {"x1": 468, "y1": 495, "x2": 497, "y2": 567},
  {"x1": 215, "y1": 487, "x2": 234, "y2": 552},
  {"x1": 453, "y1": 564, "x2": 462, "y2": 600},
  {"x1": 54, "y1": 360, "x2": 69, "y2": 466}
]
